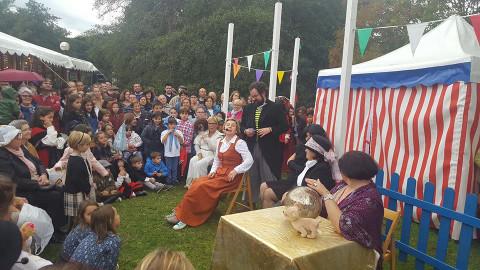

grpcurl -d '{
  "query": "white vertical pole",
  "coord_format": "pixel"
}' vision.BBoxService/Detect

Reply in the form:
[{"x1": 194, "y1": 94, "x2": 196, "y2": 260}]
[
  {"x1": 222, "y1": 23, "x2": 234, "y2": 113},
  {"x1": 289, "y1": 37, "x2": 300, "y2": 108},
  {"x1": 335, "y1": 0, "x2": 358, "y2": 156},
  {"x1": 268, "y1": 2, "x2": 282, "y2": 101}
]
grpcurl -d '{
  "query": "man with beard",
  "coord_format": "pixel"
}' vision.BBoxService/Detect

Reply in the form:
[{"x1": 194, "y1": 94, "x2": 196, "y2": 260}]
[
  {"x1": 241, "y1": 81, "x2": 288, "y2": 203},
  {"x1": 133, "y1": 83, "x2": 144, "y2": 100},
  {"x1": 164, "y1": 83, "x2": 175, "y2": 103}
]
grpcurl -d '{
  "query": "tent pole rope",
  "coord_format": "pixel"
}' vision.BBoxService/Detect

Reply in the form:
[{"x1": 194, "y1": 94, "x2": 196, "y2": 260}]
[{"x1": 39, "y1": 59, "x2": 69, "y2": 84}]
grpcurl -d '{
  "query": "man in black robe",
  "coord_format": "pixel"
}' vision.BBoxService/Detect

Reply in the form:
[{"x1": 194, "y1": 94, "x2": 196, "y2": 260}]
[{"x1": 241, "y1": 81, "x2": 288, "y2": 202}]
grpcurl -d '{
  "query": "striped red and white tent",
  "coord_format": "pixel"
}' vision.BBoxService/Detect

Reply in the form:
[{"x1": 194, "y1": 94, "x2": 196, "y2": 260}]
[{"x1": 314, "y1": 16, "x2": 480, "y2": 239}]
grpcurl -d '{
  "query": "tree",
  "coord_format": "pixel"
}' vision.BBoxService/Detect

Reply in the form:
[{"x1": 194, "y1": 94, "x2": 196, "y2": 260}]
[
  {"x1": 0, "y1": 0, "x2": 70, "y2": 51},
  {"x1": 85, "y1": 0, "x2": 344, "y2": 106}
]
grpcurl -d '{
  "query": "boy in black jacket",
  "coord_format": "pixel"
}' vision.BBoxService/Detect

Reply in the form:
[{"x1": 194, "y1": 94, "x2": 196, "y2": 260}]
[{"x1": 141, "y1": 111, "x2": 164, "y2": 159}]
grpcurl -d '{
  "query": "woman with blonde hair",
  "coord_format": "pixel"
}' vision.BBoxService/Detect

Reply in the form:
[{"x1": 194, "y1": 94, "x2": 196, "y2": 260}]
[
  {"x1": 64, "y1": 131, "x2": 95, "y2": 218},
  {"x1": 166, "y1": 119, "x2": 253, "y2": 230},
  {"x1": 136, "y1": 248, "x2": 195, "y2": 270},
  {"x1": 185, "y1": 116, "x2": 223, "y2": 188}
]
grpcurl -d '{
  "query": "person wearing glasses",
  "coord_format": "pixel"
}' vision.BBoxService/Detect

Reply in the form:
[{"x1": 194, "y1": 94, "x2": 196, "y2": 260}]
[{"x1": 18, "y1": 87, "x2": 37, "y2": 124}]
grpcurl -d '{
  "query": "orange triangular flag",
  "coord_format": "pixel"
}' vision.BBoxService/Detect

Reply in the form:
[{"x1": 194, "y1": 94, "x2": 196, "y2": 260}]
[
  {"x1": 233, "y1": 58, "x2": 240, "y2": 78},
  {"x1": 277, "y1": 71, "x2": 285, "y2": 84}
]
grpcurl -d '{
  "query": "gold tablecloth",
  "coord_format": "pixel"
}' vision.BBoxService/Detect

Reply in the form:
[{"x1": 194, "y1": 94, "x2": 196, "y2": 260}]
[{"x1": 211, "y1": 207, "x2": 377, "y2": 270}]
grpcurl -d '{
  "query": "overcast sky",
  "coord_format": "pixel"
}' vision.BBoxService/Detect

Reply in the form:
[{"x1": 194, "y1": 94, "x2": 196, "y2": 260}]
[{"x1": 14, "y1": 0, "x2": 117, "y2": 37}]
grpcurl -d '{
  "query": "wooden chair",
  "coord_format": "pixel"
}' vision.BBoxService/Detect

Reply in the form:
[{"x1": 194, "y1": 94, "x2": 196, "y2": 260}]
[
  {"x1": 383, "y1": 208, "x2": 401, "y2": 270},
  {"x1": 224, "y1": 173, "x2": 254, "y2": 215}
]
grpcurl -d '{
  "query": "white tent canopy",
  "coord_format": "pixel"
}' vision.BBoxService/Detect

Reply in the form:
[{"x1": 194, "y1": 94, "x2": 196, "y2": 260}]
[
  {"x1": 0, "y1": 31, "x2": 98, "y2": 72},
  {"x1": 317, "y1": 15, "x2": 480, "y2": 89}
]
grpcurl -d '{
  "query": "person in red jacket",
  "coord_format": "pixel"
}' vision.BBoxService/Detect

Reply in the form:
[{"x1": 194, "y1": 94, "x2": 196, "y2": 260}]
[{"x1": 33, "y1": 79, "x2": 62, "y2": 131}]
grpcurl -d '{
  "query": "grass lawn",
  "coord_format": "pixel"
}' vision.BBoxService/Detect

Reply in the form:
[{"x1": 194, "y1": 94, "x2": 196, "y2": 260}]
[{"x1": 42, "y1": 187, "x2": 480, "y2": 270}]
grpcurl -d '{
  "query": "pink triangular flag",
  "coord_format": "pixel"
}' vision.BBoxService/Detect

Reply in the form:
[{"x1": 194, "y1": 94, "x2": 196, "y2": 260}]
[{"x1": 470, "y1": 15, "x2": 480, "y2": 45}]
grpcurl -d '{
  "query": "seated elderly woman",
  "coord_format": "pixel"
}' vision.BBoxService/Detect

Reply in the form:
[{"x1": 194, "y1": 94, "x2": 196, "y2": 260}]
[
  {"x1": 0, "y1": 125, "x2": 65, "y2": 232},
  {"x1": 259, "y1": 135, "x2": 336, "y2": 208},
  {"x1": 287, "y1": 124, "x2": 328, "y2": 179},
  {"x1": 306, "y1": 151, "x2": 383, "y2": 269},
  {"x1": 166, "y1": 119, "x2": 253, "y2": 230},
  {"x1": 9, "y1": 119, "x2": 39, "y2": 158}
]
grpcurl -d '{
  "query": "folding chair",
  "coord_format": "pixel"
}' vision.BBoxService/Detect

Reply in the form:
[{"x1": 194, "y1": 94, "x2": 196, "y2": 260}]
[
  {"x1": 383, "y1": 208, "x2": 401, "y2": 270},
  {"x1": 224, "y1": 173, "x2": 254, "y2": 215}
]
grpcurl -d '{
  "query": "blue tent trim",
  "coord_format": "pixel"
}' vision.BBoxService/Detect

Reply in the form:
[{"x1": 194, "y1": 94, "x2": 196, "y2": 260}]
[{"x1": 316, "y1": 62, "x2": 471, "y2": 89}]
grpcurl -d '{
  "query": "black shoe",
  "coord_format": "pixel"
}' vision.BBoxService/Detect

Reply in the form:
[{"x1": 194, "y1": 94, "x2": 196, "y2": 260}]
[{"x1": 136, "y1": 191, "x2": 148, "y2": 196}]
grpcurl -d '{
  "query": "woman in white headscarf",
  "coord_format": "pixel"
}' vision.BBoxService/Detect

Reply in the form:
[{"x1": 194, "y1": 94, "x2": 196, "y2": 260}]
[{"x1": 0, "y1": 125, "x2": 65, "y2": 232}]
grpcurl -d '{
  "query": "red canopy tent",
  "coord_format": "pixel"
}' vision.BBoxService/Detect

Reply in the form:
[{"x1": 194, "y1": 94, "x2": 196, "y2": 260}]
[{"x1": 0, "y1": 69, "x2": 44, "y2": 82}]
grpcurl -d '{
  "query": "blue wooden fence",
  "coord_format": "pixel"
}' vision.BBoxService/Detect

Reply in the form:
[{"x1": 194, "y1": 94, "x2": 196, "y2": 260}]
[{"x1": 375, "y1": 170, "x2": 480, "y2": 270}]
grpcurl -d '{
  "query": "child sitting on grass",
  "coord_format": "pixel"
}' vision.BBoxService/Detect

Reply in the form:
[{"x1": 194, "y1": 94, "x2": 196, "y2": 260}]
[
  {"x1": 94, "y1": 160, "x2": 121, "y2": 204},
  {"x1": 144, "y1": 152, "x2": 170, "y2": 191},
  {"x1": 129, "y1": 155, "x2": 172, "y2": 192},
  {"x1": 70, "y1": 205, "x2": 121, "y2": 270},
  {"x1": 115, "y1": 159, "x2": 146, "y2": 198},
  {"x1": 61, "y1": 200, "x2": 99, "y2": 261}
]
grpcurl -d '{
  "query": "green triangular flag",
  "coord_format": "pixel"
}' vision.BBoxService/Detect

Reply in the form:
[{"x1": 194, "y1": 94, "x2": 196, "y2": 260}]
[
  {"x1": 263, "y1": 51, "x2": 271, "y2": 69},
  {"x1": 357, "y1": 28, "x2": 373, "y2": 57}
]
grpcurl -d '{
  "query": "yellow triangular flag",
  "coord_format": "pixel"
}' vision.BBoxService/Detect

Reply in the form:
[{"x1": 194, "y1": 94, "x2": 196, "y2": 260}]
[
  {"x1": 277, "y1": 71, "x2": 285, "y2": 84},
  {"x1": 233, "y1": 58, "x2": 240, "y2": 78},
  {"x1": 233, "y1": 64, "x2": 240, "y2": 78}
]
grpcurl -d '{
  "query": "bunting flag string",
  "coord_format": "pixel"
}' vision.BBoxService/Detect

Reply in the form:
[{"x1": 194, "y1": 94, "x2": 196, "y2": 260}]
[
  {"x1": 231, "y1": 63, "x2": 292, "y2": 73},
  {"x1": 356, "y1": 12, "x2": 480, "y2": 32},
  {"x1": 355, "y1": 12, "x2": 480, "y2": 57},
  {"x1": 229, "y1": 60, "x2": 293, "y2": 84},
  {"x1": 233, "y1": 49, "x2": 272, "y2": 60}
]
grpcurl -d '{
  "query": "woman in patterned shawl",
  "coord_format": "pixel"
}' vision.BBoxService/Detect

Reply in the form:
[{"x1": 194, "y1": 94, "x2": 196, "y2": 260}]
[{"x1": 306, "y1": 151, "x2": 384, "y2": 269}]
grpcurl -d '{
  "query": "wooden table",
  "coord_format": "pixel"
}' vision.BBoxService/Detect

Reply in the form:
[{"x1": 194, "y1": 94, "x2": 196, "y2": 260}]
[{"x1": 211, "y1": 207, "x2": 377, "y2": 270}]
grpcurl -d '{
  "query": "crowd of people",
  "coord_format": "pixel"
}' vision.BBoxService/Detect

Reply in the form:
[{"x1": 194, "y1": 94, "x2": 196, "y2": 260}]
[{"x1": 0, "y1": 79, "x2": 384, "y2": 269}]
